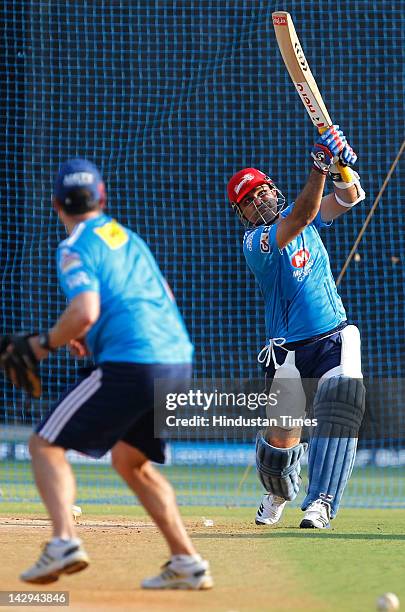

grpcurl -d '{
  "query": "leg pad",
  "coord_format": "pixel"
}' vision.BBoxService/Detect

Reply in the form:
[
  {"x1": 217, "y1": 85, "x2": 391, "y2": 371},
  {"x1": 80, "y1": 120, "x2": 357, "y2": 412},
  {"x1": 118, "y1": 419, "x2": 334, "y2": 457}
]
[
  {"x1": 302, "y1": 376, "x2": 366, "y2": 517},
  {"x1": 256, "y1": 433, "x2": 308, "y2": 501}
]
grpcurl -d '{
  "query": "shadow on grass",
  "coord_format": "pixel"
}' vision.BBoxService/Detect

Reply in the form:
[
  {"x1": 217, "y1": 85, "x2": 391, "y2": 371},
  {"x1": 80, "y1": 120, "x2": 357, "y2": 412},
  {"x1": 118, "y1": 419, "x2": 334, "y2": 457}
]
[{"x1": 193, "y1": 531, "x2": 405, "y2": 541}]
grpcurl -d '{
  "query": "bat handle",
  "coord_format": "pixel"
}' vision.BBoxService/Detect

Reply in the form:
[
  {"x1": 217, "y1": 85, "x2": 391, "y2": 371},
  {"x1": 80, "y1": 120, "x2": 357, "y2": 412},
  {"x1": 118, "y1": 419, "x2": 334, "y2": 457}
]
[
  {"x1": 319, "y1": 126, "x2": 353, "y2": 183},
  {"x1": 336, "y1": 162, "x2": 353, "y2": 183}
]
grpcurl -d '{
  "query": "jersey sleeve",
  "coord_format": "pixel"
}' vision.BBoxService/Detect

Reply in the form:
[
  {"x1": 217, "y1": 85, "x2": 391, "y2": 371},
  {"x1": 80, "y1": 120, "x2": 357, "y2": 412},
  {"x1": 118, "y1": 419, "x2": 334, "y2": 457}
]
[
  {"x1": 281, "y1": 202, "x2": 295, "y2": 218},
  {"x1": 57, "y1": 245, "x2": 100, "y2": 300},
  {"x1": 312, "y1": 209, "x2": 333, "y2": 229}
]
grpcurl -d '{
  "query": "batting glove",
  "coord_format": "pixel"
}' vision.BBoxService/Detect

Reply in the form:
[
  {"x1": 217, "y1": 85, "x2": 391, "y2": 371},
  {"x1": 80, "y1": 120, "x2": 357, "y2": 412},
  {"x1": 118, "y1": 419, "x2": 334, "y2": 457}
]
[
  {"x1": 339, "y1": 143, "x2": 357, "y2": 166},
  {"x1": 311, "y1": 125, "x2": 347, "y2": 174},
  {"x1": 328, "y1": 143, "x2": 358, "y2": 183}
]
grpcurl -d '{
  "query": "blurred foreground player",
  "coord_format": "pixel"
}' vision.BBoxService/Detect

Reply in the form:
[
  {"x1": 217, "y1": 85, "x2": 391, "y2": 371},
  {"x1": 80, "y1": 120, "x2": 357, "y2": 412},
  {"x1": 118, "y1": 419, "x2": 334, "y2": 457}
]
[
  {"x1": 1, "y1": 159, "x2": 213, "y2": 589},
  {"x1": 227, "y1": 127, "x2": 366, "y2": 528}
]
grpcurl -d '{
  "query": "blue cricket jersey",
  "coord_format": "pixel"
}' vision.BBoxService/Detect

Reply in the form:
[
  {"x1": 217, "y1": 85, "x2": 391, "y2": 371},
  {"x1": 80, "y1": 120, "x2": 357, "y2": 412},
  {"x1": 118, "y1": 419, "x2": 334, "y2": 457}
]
[
  {"x1": 57, "y1": 213, "x2": 193, "y2": 364},
  {"x1": 243, "y1": 204, "x2": 346, "y2": 343}
]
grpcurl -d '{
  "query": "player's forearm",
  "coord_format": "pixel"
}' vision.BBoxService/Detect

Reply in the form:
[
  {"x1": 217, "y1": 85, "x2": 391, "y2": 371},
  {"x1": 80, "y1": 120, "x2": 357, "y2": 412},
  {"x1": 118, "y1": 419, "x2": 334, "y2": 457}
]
[
  {"x1": 334, "y1": 182, "x2": 360, "y2": 205},
  {"x1": 48, "y1": 304, "x2": 95, "y2": 349},
  {"x1": 293, "y1": 169, "x2": 326, "y2": 225},
  {"x1": 29, "y1": 307, "x2": 95, "y2": 362},
  {"x1": 28, "y1": 292, "x2": 100, "y2": 361},
  {"x1": 333, "y1": 177, "x2": 365, "y2": 207},
  {"x1": 48, "y1": 292, "x2": 100, "y2": 351}
]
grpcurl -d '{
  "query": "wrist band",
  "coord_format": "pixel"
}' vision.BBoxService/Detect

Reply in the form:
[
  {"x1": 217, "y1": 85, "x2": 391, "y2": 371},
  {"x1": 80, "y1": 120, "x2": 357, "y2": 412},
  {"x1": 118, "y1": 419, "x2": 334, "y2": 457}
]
[
  {"x1": 329, "y1": 168, "x2": 360, "y2": 188},
  {"x1": 38, "y1": 332, "x2": 57, "y2": 353},
  {"x1": 334, "y1": 183, "x2": 366, "y2": 207}
]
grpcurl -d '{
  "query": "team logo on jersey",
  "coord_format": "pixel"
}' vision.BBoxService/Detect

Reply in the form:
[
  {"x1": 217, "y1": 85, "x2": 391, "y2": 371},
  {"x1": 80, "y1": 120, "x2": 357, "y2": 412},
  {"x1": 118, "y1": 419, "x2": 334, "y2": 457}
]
[
  {"x1": 291, "y1": 248, "x2": 310, "y2": 268},
  {"x1": 243, "y1": 231, "x2": 254, "y2": 251},
  {"x1": 260, "y1": 230, "x2": 270, "y2": 253},
  {"x1": 94, "y1": 220, "x2": 128, "y2": 250},
  {"x1": 66, "y1": 271, "x2": 91, "y2": 289},
  {"x1": 59, "y1": 249, "x2": 83, "y2": 273}
]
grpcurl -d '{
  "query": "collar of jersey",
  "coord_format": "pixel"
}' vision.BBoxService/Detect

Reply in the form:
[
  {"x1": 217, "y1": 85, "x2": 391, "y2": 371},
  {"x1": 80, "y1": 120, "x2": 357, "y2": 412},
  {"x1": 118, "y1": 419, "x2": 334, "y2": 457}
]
[
  {"x1": 73, "y1": 212, "x2": 108, "y2": 232},
  {"x1": 63, "y1": 213, "x2": 108, "y2": 246}
]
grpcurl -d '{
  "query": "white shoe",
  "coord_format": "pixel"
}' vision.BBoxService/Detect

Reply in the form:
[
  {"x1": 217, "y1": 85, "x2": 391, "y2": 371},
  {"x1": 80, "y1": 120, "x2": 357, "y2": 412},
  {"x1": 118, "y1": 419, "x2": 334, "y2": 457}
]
[
  {"x1": 20, "y1": 538, "x2": 89, "y2": 584},
  {"x1": 255, "y1": 494, "x2": 287, "y2": 526},
  {"x1": 300, "y1": 498, "x2": 331, "y2": 529},
  {"x1": 141, "y1": 557, "x2": 213, "y2": 590}
]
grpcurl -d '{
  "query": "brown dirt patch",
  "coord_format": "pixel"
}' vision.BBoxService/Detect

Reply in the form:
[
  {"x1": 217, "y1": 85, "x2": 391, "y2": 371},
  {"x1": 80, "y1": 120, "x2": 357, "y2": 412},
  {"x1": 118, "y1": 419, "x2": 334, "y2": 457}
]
[{"x1": 0, "y1": 515, "x2": 323, "y2": 612}]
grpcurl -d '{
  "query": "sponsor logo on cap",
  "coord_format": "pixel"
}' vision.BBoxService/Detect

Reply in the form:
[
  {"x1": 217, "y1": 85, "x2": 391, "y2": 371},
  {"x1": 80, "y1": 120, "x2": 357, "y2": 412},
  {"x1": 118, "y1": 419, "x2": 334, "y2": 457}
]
[
  {"x1": 234, "y1": 173, "x2": 255, "y2": 195},
  {"x1": 63, "y1": 172, "x2": 94, "y2": 187}
]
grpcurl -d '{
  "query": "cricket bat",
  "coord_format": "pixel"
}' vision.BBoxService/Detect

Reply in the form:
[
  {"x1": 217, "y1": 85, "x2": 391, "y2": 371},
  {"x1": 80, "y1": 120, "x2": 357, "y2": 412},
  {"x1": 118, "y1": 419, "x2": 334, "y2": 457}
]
[{"x1": 272, "y1": 11, "x2": 352, "y2": 183}]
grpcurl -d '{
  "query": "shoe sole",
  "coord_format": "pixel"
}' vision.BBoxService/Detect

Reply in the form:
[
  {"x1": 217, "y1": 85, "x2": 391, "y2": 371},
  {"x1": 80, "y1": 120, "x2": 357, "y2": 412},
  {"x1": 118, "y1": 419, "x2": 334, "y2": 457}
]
[
  {"x1": 142, "y1": 575, "x2": 214, "y2": 590},
  {"x1": 21, "y1": 559, "x2": 89, "y2": 585},
  {"x1": 255, "y1": 519, "x2": 279, "y2": 526},
  {"x1": 300, "y1": 519, "x2": 330, "y2": 529}
]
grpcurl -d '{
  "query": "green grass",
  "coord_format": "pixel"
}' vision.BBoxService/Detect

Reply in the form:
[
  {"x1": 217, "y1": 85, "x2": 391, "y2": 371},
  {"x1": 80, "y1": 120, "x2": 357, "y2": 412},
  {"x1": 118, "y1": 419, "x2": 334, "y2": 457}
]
[
  {"x1": 1, "y1": 460, "x2": 405, "y2": 508},
  {"x1": 1, "y1": 503, "x2": 404, "y2": 611},
  {"x1": 254, "y1": 507, "x2": 405, "y2": 612},
  {"x1": 2, "y1": 459, "x2": 404, "y2": 610}
]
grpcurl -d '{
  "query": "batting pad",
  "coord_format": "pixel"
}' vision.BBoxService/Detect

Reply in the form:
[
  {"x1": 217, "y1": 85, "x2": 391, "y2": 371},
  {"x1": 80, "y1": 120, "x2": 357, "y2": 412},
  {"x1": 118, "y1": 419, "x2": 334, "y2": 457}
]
[
  {"x1": 256, "y1": 433, "x2": 308, "y2": 500},
  {"x1": 301, "y1": 376, "x2": 366, "y2": 517}
]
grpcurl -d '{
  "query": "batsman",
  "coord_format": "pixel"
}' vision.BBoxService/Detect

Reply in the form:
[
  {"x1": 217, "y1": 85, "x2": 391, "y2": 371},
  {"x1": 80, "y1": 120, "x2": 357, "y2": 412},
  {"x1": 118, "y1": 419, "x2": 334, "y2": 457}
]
[{"x1": 227, "y1": 126, "x2": 366, "y2": 528}]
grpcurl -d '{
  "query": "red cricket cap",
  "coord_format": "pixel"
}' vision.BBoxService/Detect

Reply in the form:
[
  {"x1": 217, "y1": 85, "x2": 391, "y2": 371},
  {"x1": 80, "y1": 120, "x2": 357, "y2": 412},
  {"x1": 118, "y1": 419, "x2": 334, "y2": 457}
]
[{"x1": 227, "y1": 168, "x2": 272, "y2": 203}]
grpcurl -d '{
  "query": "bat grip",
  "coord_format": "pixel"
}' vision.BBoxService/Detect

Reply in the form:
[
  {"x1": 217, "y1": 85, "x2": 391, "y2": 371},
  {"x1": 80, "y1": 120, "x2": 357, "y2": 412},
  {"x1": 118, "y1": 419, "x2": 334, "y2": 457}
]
[
  {"x1": 319, "y1": 126, "x2": 353, "y2": 183},
  {"x1": 337, "y1": 164, "x2": 353, "y2": 183}
]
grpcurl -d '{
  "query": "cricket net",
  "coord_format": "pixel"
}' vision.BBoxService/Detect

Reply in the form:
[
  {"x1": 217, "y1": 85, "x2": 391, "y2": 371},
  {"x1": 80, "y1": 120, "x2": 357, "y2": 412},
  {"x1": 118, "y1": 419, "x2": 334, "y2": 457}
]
[{"x1": 0, "y1": 0, "x2": 404, "y2": 507}]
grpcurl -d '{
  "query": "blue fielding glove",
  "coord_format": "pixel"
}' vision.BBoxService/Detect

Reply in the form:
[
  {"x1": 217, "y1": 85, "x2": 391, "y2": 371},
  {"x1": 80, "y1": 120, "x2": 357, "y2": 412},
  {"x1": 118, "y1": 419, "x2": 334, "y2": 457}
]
[{"x1": 311, "y1": 125, "x2": 347, "y2": 174}]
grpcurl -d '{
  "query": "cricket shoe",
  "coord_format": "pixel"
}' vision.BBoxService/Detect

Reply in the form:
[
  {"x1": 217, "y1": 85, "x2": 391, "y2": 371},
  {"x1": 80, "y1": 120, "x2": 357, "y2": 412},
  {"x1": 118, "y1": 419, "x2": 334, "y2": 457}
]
[
  {"x1": 255, "y1": 493, "x2": 287, "y2": 526},
  {"x1": 300, "y1": 498, "x2": 331, "y2": 529},
  {"x1": 20, "y1": 538, "x2": 89, "y2": 584},
  {"x1": 141, "y1": 556, "x2": 213, "y2": 590}
]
